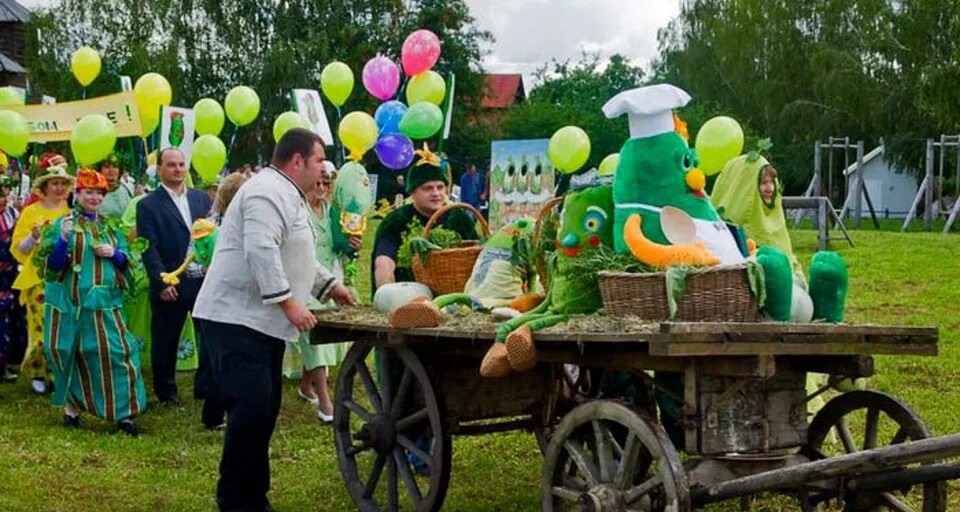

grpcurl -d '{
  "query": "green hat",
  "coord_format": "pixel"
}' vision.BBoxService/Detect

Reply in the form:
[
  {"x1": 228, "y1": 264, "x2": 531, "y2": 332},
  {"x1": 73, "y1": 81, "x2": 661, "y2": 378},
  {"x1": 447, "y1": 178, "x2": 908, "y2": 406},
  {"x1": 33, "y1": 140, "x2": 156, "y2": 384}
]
[
  {"x1": 405, "y1": 143, "x2": 447, "y2": 193},
  {"x1": 32, "y1": 165, "x2": 76, "y2": 194},
  {"x1": 0, "y1": 175, "x2": 14, "y2": 189}
]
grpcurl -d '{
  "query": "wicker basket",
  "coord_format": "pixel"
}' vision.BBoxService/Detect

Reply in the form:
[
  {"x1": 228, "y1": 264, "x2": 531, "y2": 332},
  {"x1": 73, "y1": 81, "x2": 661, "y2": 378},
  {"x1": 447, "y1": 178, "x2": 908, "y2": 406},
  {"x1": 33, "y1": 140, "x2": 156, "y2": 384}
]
[
  {"x1": 532, "y1": 196, "x2": 563, "y2": 291},
  {"x1": 598, "y1": 264, "x2": 760, "y2": 322},
  {"x1": 412, "y1": 202, "x2": 490, "y2": 295}
]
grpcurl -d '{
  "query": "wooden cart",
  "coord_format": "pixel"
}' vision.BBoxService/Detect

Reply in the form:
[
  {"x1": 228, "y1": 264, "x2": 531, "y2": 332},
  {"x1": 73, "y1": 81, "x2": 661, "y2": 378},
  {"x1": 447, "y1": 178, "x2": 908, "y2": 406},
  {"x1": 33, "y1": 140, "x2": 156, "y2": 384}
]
[{"x1": 312, "y1": 310, "x2": 960, "y2": 511}]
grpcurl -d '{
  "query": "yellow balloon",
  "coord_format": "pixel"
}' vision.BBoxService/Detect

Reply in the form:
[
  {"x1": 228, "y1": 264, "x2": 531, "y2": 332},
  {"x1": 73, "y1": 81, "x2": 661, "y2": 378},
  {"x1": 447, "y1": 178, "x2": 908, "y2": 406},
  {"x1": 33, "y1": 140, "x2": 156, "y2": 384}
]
[
  {"x1": 338, "y1": 112, "x2": 378, "y2": 159},
  {"x1": 598, "y1": 153, "x2": 620, "y2": 176},
  {"x1": 71, "y1": 46, "x2": 101, "y2": 87},
  {"x1": 146, "y1": 150, "x2": 157, "y2": 166},
  {"x1": 134, "y1": 73, "x2": 172, "y2": 136}
]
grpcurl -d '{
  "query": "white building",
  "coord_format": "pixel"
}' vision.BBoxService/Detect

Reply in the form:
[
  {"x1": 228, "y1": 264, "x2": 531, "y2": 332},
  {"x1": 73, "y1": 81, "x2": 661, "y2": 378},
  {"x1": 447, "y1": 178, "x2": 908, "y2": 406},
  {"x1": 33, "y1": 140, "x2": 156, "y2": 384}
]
[{"x1": 843, "y1": 145, "x2": 919, "y2": 219}]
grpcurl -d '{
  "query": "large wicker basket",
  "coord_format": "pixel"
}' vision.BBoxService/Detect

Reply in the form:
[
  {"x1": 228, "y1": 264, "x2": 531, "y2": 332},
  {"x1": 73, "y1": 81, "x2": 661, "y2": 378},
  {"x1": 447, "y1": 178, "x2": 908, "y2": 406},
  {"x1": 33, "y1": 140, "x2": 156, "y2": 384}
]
[
  {"x1": 412, "y1": 202, "x2": 490, "y2": 295},
  {"x1": 532, "y1": 196, "x2": 564, "y2": 291},
  {"x1": 598, "y1": 264, "x2": 760, "y2": 322}
]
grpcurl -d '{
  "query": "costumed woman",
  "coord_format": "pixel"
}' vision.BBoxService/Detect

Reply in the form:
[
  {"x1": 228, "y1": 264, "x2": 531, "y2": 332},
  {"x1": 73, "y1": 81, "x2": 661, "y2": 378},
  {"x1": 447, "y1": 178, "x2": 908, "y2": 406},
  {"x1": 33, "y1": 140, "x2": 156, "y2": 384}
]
[
  {"x1": 11, "y1": 156, "x2": 73, "y2": 394},
  {"x1": 41, "y1": 168, "x2": 146, "y2": 436},
  {"x1": 283, "y1": 163, "x2": 358, "y2": 422},
  {"x1": 0, "y1": 175, "x2": 27, "y2": 381}
]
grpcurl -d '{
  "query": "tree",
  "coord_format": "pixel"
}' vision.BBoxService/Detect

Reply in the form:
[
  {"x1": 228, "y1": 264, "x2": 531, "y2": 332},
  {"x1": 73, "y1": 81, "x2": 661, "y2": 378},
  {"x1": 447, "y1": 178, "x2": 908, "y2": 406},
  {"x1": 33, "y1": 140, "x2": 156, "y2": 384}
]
[{"x1": 23, "y1": 0, "x2": 492, "y2": 171}]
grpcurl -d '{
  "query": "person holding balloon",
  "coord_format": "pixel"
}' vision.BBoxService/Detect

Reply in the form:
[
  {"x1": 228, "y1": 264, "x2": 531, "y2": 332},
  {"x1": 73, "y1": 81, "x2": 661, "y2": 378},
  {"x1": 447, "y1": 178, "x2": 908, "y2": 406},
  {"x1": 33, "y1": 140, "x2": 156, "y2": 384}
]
[
  {"x1": 39, "y1": 168, "x2": 147, "y2": 436},
  {"x1": 11, "y1": 160, "x2": 73, "y2": 395}
]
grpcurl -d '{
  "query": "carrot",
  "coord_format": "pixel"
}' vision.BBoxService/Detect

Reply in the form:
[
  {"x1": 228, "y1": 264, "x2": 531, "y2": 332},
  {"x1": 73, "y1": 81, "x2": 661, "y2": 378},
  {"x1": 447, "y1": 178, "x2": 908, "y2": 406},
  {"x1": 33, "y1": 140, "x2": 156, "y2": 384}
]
[
  {"x1": 509, "y1": 292, "x2": 545, "y2": 313},
  {"x1": 622, "y1": 214, "x2": 720, "y2": 268}
]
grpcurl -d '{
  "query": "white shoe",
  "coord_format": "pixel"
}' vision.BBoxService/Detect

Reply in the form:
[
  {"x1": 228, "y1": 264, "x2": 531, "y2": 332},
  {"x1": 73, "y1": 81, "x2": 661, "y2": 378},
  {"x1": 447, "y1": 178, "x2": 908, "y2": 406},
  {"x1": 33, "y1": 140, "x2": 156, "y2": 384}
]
[
  {"x1": 318, "y1": 408, "x2": 333, "y2": 424},
  {"x1": 298, "y1": 388, "x2": 319, "y2": 406},
  {"x1": 30, "y1": 379, "x2": 47, "y2": 394}
]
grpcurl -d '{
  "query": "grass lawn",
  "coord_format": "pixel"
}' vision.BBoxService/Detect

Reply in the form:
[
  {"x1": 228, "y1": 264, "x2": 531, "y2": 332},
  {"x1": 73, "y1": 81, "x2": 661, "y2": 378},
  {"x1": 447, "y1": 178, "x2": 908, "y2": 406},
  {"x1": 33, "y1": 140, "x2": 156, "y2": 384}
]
[{"x1": 0, "y1": 223, "x2": 958, "y2": 511}]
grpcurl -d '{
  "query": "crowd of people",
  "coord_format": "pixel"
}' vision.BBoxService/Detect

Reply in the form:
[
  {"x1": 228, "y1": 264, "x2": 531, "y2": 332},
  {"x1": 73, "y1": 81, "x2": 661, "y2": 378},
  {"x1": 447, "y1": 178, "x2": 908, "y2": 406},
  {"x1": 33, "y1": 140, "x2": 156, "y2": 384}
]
[{"x1": 0, "y1": 135, "x2": 361, "y2": 436}]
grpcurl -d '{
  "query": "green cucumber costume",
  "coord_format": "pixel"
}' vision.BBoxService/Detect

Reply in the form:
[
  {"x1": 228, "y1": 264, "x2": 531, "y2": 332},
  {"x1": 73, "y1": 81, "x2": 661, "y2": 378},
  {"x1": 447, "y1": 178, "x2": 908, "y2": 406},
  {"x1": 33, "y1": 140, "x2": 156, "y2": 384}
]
[
  {"x1": 603, "y1": 84, "x2": 747, "y2": 267},
  {"x1": 480, "y1": 183, "x2": 614, "y2": 377}
]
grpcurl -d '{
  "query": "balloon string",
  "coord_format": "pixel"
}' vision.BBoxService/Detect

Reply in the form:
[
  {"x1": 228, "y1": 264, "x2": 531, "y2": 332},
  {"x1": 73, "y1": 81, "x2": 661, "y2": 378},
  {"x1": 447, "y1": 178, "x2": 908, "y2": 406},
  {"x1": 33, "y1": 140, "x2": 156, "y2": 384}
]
[
  {"x1": 226, "y1": 123, "x2": 239, "y2": 169},
  {"x1": 335, "y1": 106, "x2": 345, "y2": 167}
]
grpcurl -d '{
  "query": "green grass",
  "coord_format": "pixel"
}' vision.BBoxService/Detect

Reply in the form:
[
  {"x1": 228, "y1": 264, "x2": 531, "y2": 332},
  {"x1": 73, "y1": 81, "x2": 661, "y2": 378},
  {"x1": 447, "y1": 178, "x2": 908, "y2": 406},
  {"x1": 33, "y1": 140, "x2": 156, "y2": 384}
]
[{"x1": 0, "y1": 225, "x2": 958, "y2": 511}]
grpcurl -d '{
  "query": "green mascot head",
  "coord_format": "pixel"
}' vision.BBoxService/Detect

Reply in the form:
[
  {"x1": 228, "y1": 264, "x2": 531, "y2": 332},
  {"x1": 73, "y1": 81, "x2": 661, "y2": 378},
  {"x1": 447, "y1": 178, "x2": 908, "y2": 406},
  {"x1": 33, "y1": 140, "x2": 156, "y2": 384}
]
[{"x1": 556, "y1": 184, "x2": 614, "y2": 259}]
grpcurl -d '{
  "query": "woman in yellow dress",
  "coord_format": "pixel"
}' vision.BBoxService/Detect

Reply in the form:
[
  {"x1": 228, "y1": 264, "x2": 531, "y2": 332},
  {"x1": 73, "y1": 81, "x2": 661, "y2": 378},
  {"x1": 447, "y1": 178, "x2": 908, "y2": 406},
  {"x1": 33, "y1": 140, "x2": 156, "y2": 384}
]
[{"x1": 12, "y1": 160, "x2": 73, "y2": 394}]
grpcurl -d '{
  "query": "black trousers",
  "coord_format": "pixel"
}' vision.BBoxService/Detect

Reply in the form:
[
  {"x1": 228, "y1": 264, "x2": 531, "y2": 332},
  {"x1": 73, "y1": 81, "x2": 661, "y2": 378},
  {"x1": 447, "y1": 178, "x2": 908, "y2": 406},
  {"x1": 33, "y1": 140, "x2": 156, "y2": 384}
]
[
  {"x1": 199, "y1": 319, "x2": 285, "y2": 512},
  {"x1": 149, "y1": 277, "x2": 201, "y2": 401},
  {"x1": 193, "y1": 321, "x2": 225, "y2": 428}
]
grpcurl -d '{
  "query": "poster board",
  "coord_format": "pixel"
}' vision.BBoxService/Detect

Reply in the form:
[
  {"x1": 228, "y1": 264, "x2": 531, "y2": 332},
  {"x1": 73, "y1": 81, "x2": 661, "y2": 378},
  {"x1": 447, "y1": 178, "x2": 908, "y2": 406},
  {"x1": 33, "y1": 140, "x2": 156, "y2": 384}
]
[
  {"x1": 159, "y1": 106, "x2": 196, "y2": 176},
  {"x1": 6, "y1": 92, "x2": 143, "y2": 142},
  {"x1": 488, "y1": 139, "x2": 555, "y2": 230},
  {"x1": 291, "y1": 89, "x2": 334, "y2": 146}
]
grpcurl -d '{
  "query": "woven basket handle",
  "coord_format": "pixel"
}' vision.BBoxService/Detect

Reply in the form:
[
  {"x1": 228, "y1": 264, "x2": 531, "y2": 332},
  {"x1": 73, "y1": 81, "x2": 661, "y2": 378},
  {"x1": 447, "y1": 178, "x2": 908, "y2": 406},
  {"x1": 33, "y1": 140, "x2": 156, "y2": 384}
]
[
  {"x1": 422, "y1": 202, "x2": 490, "y2": 240},
  {"x1": 532, "y1": 196, "x2": 564, "y2": 251}
]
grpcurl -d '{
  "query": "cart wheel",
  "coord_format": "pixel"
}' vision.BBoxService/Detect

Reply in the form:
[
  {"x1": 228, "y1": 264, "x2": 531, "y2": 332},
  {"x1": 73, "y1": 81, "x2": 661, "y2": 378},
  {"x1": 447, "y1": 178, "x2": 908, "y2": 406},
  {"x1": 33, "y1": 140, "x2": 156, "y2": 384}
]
[
  {"x1": 799, "y1": 390, "x2": 946, "y2": 512},
  {"x1": 537, "y1": 366, "x2": 603, "y2": 455},
  {"x1": 541, "y1": 400, "x2": 690, "y2": 512},
  {"x1": 334, "y1": 344, "x2": 452, "y2": 512}
]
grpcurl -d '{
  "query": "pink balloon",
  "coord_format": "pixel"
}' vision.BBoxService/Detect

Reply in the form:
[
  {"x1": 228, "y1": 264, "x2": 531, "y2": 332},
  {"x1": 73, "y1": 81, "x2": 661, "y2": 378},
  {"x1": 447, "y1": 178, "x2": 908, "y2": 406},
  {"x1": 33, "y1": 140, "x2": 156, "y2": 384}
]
[
  {"x1": 401, "y1": 29, "x2": 441, "y2": 77},
  {"x1": 362, "y1": 56, "x2": 401, "y2": 101}
]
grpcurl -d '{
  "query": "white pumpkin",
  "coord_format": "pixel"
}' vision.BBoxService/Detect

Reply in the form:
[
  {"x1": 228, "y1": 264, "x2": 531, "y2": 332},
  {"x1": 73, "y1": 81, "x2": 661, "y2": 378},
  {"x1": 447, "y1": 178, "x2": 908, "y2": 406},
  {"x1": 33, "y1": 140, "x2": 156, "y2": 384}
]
[{"x1": 373, "y1": 282, "x2": 434, "y2": 313}]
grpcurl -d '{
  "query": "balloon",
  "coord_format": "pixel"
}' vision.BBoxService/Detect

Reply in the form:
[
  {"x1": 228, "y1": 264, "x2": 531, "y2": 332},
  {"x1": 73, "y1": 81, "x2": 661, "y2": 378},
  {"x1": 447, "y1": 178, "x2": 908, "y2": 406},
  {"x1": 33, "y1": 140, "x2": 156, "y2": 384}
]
[
  {"x1": 273, "y1": 111, "x2": 310, "y2": 142},
  {"x1": 70, "y1": 114, "x2": 116, "y2": 166},
  {"x1": 406, "y1": 71, "x2": 446, "y2": 105},
  {"x1": 374, "y1": 100, "x2": 408, "y2": 136},
  {"x1": 71, "y1": 46, "x2": 101, "y2": 87},
  {"x1": 401, "y1": 29, "x2": 441, "y2": 77},
  {"x1": 193, "y1": 135, "x2": 227, "y2": 183},
  {"x1": 338, "y1": 112, "x2": 378, "y2": 158},
  {"x1": 224, "y1": 86, "x2": 261, "y2": 127},
  {"x1": 320, "y1": 61, "x2": 354, "y2": 107},
  {"x1": 193, "y1": 98, "x2": 225, "y2": 136},
  {"x1": 548, "y1": 126, "x2": 591, "y2": 174},
  {"x1": 598, "y1": 153, "x2": 620, "y2": 176},
  {"x1": 0, "y1": 87, "x2": 24, "y2": 106},
  {"x1": 134, "y1": 73, "x2": 172, "y2": 135},
  {"x1": 398, "y1": 102, "x2": 443, "y2": 140},
  {"x1": 695, "y1": 116, "x2": 744, "y2": 176},
  {"x1": 375, "y1": 133, "x2": 415, "y2": 170},
  {"x1": 0, "y1": 110, "x2": 29, "y2": 157},
  {"x1": 362, "y1": 57, "x2": 400, "y2": 101}
]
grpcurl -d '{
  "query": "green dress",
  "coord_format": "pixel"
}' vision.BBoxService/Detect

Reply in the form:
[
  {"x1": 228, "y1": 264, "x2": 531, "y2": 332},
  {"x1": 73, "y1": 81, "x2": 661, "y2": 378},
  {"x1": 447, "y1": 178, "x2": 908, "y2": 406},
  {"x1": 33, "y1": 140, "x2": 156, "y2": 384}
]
[
  {"x1": 41, "y1": 213, "x2": 147, "y2": 421},
  {"x1": 282, "y1": 203, "x2": 350, "y2": 378},
  {"x1": 120, "y1": 195, "x2": 199, "y2": 371}
]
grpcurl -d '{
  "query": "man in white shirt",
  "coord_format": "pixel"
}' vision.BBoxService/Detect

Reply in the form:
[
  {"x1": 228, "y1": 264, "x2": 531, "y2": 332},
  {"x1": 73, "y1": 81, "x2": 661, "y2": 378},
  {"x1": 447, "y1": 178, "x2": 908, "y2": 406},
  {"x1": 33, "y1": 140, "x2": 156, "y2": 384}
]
[{"x1": 193, "y1": 129, "x2": 354, "y2": 512}]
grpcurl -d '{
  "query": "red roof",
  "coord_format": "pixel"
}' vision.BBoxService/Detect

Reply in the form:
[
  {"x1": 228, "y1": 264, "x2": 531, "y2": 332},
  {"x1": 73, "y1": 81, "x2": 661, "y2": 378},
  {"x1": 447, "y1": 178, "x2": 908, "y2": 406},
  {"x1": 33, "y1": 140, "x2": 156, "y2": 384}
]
[{"x1": 482, "y1": 74, "x2": 525, "y2": 109}]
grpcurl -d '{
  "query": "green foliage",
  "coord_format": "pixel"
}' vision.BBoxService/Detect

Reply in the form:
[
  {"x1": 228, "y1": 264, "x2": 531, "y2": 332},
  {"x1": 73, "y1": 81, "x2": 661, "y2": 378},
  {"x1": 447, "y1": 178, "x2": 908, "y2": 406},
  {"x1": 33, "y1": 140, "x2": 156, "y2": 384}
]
[{"x1": 654, "y1": 0, "x2": 960, "y2": 194}]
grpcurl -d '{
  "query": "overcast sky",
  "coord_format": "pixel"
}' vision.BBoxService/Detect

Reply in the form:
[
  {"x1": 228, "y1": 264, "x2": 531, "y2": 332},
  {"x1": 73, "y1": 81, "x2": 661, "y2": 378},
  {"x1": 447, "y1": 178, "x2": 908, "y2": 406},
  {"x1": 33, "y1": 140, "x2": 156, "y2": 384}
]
[{"x1": 18, "y1": 0, "x2": 680, "y2": 84}]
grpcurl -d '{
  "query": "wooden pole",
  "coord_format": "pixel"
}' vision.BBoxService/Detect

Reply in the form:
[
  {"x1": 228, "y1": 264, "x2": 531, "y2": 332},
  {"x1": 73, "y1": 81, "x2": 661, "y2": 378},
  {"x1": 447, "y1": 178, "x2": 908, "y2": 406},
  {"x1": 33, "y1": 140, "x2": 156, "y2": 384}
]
[
  {"x1": 693, "y1": 434, "x2": 960, "y2": 505},
  {"x1": 853, "y1": 141, "x2": 863, "y2": 229},
  {"x1": 925, "y1": 139, "x2": 935, "y2": 231}
]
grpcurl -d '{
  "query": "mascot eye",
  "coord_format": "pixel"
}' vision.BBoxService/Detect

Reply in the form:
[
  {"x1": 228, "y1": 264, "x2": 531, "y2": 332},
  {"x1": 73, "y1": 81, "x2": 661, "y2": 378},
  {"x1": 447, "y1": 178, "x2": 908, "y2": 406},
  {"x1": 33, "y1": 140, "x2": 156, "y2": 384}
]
[
  {"x1": 583, "y1": 211, "x2": 605, "y2": 233},
  {"x1": 681, "y1": 153, "x2": 693, "y2": 171}
]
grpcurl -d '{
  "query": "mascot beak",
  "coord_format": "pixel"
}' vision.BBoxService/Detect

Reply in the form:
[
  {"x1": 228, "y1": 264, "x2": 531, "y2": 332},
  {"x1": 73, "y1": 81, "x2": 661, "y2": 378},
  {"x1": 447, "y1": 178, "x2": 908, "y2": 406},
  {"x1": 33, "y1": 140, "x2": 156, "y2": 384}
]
[
  {"x1": 685, "y1": 168, "x2": 706, "y2": 198},
  {"x1": 559, "y1": 233, "x2": 582, "y2": 257}
]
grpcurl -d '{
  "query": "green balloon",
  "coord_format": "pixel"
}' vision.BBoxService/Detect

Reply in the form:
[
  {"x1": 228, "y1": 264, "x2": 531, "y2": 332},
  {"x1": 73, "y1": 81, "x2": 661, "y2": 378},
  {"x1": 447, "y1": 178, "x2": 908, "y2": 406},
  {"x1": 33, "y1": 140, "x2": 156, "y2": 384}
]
[
  {"x1": 0, "y1": 110, "x2": 29, "y2": 157},
  {"x1": 224, "y1": 86, "x2": 260, "y2": 127},
  {"x1": 598, "y1": 153, "x2": 620, "y2": 176},
  {"x1": 273, "y1": 111, "x2": 311, "y2": 142},
  {"x1": 399, "y1": 102, "x2": 443, "y2": 140},
  {"x1": 320, "y1": 61, "x2": 354, "y2": 107},
  {"x1": 406, "y1": 71, "x2": 446, "y2": 106},
  {"x1": 194, "y1": 98, "x2": 225, "y2": 136},
  {"x1": 193, "y1": 135, "x2": 226, "y2": 183},
  {"x1": 70, "y1": 114, "x2": 116, "y2": 166},
  {"x1": 548, "y1": 126, "x2": 591, "y2": 173},
  {"x1": 695, "y1": 116, "x2": 744, "y2": 176},
  {"x1": 0, "y1": 87, "x2": 24, "y2": 107}
]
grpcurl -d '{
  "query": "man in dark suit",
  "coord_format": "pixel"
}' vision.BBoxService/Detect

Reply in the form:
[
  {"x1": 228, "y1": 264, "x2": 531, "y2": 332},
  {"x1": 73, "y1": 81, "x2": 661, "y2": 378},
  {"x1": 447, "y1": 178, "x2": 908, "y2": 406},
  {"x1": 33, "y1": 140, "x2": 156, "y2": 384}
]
[{"x1": 137, "y1": 148, "x2": 212, "y2": 405}]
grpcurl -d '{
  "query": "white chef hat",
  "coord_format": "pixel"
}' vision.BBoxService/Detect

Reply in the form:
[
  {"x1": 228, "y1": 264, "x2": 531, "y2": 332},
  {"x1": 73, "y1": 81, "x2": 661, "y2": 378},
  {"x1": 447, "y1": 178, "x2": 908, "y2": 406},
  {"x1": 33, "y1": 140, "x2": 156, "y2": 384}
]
[{"x1": 602, "y1": 84, "x2": 691, "y2": 139}]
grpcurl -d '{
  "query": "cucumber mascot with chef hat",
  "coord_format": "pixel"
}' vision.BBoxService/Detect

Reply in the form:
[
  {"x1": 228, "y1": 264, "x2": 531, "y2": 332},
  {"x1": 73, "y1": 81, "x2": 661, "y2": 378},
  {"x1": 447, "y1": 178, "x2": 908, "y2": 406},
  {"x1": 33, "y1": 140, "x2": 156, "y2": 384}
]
[{"x1": 603, "y1": 84, "x2": 749, "y2": 268}]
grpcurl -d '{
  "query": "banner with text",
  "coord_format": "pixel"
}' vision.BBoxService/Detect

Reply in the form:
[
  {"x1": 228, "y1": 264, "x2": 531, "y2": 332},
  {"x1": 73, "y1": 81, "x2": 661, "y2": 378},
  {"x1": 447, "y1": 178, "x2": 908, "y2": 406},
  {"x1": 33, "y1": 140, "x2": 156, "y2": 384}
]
[{"x1": 5, "y1": 92, "x2": 143, "y2": 143}]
